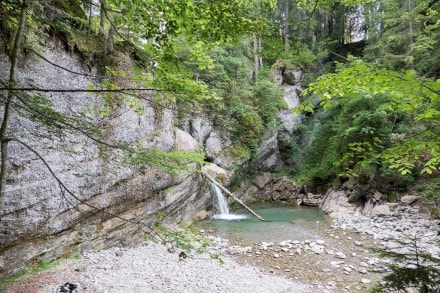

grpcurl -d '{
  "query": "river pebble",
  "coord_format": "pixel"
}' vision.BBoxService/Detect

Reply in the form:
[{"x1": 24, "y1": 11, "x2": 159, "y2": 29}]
[
  {"x1": 332, "y1": 205, "x2": 440, "y2": 257},
  {"x1": 5, "y1": 241, "x2": 314, "y2": 293}
]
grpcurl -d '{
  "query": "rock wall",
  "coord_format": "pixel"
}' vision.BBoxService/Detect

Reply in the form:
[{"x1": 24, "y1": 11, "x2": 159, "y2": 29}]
[
  {"x1": 0, "y1": 48, "x2": 216, "y2": 277},
  {"x1": 0, "y1": 47, "x2": 309, "y2": 277},
  {"x1": 237, "y1": 66, "x2": 305, "y2": 201}
]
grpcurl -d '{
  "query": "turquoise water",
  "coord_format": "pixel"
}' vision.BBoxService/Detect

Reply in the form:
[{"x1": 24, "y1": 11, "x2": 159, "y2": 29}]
[{"x1": 199, "y1": 204, "x2": 329, "y2": 243}]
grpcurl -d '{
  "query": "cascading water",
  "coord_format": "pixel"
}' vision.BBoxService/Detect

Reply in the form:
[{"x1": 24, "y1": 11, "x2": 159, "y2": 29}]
[
  {"x1": 211, "y1": 183, "x2": 247, "y2": 220},
  {"x1": 212, "y1": 183, "x2": 229, "y2": 215}
]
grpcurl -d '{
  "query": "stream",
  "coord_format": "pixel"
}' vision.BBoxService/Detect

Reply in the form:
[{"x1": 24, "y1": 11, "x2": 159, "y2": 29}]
[
  {"x1": 200, "y1": 203, "x2": 329, "y2": 243},
  {"x1": 196, "y1": 187, "x2": 386, "y2": 293}
]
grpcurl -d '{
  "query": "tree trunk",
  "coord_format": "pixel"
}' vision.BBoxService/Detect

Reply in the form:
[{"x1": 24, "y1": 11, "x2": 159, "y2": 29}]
[
  {"x1": 253, "y1": 33, "x2": 260, "y2": 80},
  {"x1": 407, "y1": 0, "x2": 414, "y2": 70},
  {"x1": 0, "y1": 0, "x2": 29, "y2": 206},
  {"x1": 202, "y1": 171, "x2": 265, "y2": 221},
  {"x1": 284, "y1": 0, "x2": 289, "y2": 52},
  {"x1": 258, "y1": 34, "x2": 263, "y2": 68},
  {"x1": 87, "y1": 0, "x2": 93, "y2": 34},
  {"x1": 99, "y1": 0, "x2": 110, "y2": 54}
]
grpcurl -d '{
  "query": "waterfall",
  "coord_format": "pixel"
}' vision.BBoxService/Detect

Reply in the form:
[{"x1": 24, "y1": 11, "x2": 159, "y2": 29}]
[
  {"x1": 212, "y1": 183, "x2": 230, "y2": 215},
  {"x1": 211, "y1": 183, "x2": 247, "y2": 220}
]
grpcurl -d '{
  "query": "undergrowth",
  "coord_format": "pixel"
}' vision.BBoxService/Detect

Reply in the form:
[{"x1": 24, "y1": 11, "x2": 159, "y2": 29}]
[{"x1": 0, "y1": 256, "x2": 62, "y2": 291}]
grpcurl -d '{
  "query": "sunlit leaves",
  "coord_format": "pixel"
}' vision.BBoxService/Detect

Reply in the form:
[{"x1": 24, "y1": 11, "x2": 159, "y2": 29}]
[
  {"x1": 298, "y1": 0, "x2": 375, "y2": 10},
  {"x1": 300, "y1": 59, "x2": 440, "y2": 177}
]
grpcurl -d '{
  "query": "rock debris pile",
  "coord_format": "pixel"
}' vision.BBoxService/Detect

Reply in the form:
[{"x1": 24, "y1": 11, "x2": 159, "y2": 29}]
[{"x1": 332, "y1": 205, "x2": 440, "y2": 258}]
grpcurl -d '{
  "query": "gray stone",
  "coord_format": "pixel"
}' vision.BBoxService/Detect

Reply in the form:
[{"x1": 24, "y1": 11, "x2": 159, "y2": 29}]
[
  {"x1": 310, "y1": 245, "x2": 324, "y2": 254},
  {"x1": 188, "y1": 117, "x2": 212, "y2": 143},
  {"x1": 259, "y1": 153, "x2": 281, "y2": 172},
  {"x1": 301, "y1": 198, "x2": 321, "y2": 207},
  {"x1": 202, "y1": 164, "x2": 230, "y2": 185},
  {"x1": 320, "y1": 189, "x2": 356, "y2": 218},
  {"x1": 335, "y1": 252, "x2": 347, "y2": 259},
  {"x1": 372, "y1": 204, "x2": 392, "y2": 216},
  {"x1": 373, "y1": 191, "x2": 384, "y2": 202},
  {"x1": 194, "y1": 210, "x2": 210, "y2": 220},
  {"x1": 272, "y1": 66, "x2": 283, "y2": 86},
  {"x1": 342, "y1": 178, "x2": 357, "y2": 190},
  {"x1": 283, "y1": 69, "x2": 303, "y2": 85},
  {"x1": 174, "y1": 128, "x2": 198, "y2": 151},
  {"x1": 278, "y1": 86, "x2": 301, "y2": 135},
  {"x1": 400, "y1": 195, "x2": 420, "y2": 205},
  {"x1": 252, "y1": 173, "x2": 272, "y2": 189},
  {"x1": 204, "y1": 132, "x2": 237, "y2": 169},
  {"x1": 256, "y1": 134, "x2": 282, "y2": 171}
]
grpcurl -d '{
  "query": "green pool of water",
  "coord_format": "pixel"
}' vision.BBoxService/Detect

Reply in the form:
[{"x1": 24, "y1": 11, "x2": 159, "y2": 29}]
[{"x1": 199, "y1": 203, "x2": 329, "y2": 243}]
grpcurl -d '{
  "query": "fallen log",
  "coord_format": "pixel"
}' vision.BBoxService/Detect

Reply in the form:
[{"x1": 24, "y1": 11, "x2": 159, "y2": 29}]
[{"x1": 202, "y1": 171, "x2": 265, "y2": 221}]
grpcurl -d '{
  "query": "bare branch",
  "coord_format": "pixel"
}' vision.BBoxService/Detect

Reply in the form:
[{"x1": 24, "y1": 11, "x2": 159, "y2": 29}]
[
  {"x1": 0, "y1": 86, "x2": 173, "y2": 93},
  {"x1": 7, "y1": 137, "x2": 164, "y2": 241},
  {"x1": 29, "y1": 48, "x2": 107, "y2": 79}
]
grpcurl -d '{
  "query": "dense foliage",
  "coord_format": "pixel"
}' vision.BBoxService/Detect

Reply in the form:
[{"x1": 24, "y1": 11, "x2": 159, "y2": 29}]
[
  {"x1": 297, "y1": 59, "x2": 440, "y2": 180},
  {"x1": 289, "y1": 1, "x2": 440, "y2": 197},
  {"x1": 195, "y1": 45, "x2": 285, "y2": 156}
]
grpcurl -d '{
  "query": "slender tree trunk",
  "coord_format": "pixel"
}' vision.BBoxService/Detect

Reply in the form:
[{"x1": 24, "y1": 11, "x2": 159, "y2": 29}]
[
  {"x1": 253, "y1": 33, "x2": 260, "y2": 80},
  {"x1": 99, "y1": 0, "x2": 114, "y2": 54},
  {"x1": 284, "y1": 0, "x2": 289, "y2": 52},
  {"x1": 407, "y1": 0, "x2": 414, "y2": 70},
  {"x1": 99, "y1": 0, "x2": 110, "y2": 54},
  {"x1": 258, "y1": 35, "x2": 263, "y2": 68},
  {"x1": 0, "y1": 0, "x2": 29, "y2": 206},
  {"x1": 88, "y1": 0, "x2": 93, "y2": 34},
  {"x1": 108, "y1": 22, "x2": 114, "y2": 53},
  {"x1": 99, "y1": 0, "x2": 106, "y2": 37}
]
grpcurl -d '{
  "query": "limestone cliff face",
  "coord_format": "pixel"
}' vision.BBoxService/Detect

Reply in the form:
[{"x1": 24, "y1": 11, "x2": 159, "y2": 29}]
[
  {"x1": 0, "y1": 48, "x2": 213, "y2": 276},
  {"x1": 0, "y1": 46, "x2": 297, "y2": 277}
]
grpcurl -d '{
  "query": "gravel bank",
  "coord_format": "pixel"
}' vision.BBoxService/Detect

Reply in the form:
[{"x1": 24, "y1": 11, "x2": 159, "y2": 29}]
[{"x1": 4, "y1": 241, "x2": 314, "y2": 293}]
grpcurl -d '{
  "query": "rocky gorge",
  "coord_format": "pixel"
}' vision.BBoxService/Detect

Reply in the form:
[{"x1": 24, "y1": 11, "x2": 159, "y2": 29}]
[
  {"x1": 0, "y1": 44, "x2": 304, "y2": 278},
  {"x1": 1, "y1": 44, "x2": 439, "y2": 293}
]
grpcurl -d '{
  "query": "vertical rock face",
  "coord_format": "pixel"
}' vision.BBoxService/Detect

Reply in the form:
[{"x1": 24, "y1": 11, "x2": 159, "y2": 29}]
[
  {"x1": 0, "y1": 48, "x2": 305, "y2": 277},
  {"x1": 277, "y1": 68, "x2": 303, "y2": 137},
  {"x1": 237, "y1": 66, "x2": 305, "y2": 199},
  {"x1": 0, "y1": 48, "x2": 212, "y2": 277}
]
